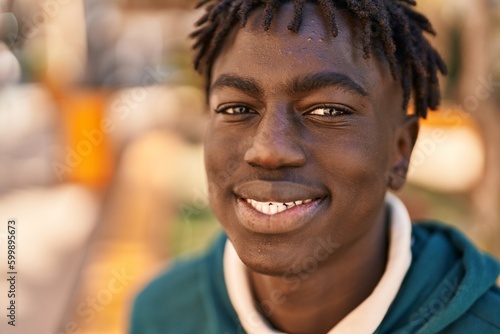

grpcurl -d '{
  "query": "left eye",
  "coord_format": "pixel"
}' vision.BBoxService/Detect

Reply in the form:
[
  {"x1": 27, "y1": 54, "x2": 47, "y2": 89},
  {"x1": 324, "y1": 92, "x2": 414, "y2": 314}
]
[
  {"x1": 307, "y1": 106, "x2": 351, "y2": 117},
  {"x1": 217, "y1": 106, "x2": 254, "y2": 115}
]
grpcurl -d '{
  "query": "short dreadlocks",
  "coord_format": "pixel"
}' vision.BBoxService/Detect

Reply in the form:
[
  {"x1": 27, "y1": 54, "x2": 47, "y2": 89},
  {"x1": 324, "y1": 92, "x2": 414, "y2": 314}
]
[{"x1": 190, "y1": 0, "x2": 447, "y2": 118}]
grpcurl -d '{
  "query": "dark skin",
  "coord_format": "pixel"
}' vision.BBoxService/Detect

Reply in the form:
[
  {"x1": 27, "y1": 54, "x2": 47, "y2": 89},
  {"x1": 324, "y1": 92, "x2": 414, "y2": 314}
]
[{"x1": 204, "y1": 3, "x2": 419, "y2": 334}]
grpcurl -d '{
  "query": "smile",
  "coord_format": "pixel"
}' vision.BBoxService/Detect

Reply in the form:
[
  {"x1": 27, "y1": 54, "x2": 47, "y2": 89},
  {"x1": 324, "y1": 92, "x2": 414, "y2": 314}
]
[
  {"x1": 245, "y1": 198, "x2": 315, "y2": 215},
  {"x1": 232, "y1": 180, "x2": 328, "y2": 234},
  {"x1": 235, "y1": 196, "x2": 326, "y2": 234}
]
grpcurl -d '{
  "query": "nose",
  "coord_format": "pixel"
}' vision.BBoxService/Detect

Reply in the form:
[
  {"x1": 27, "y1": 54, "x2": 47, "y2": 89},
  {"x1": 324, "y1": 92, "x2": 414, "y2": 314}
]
[{"x1": 244, "y1": 111, "x2": 306, "y2": 169}]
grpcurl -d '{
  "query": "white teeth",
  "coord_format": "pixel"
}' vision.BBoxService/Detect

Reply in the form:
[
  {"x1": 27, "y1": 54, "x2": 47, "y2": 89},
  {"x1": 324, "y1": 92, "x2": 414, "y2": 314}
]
[{"x1": 246, "y1": 199, "x2": 314, "y2": 215}]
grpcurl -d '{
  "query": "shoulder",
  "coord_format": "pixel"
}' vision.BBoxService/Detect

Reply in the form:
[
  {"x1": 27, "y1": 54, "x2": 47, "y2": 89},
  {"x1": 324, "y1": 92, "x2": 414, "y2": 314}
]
[
  {"x1": 410, "y1": 221, "x2": 500, "y2": 332},
  {"x1": 380, "y1": 220, "x2": 500, "y2": 333},
  {"x1": 411, "y1": 221, "x2": 498, "y2": 264},
  {"x1": 130, "y1": 234, "x2": 230, "y2": 334},
  {"x1": 130, "y1": 256, "x2": 207, "y2": 333},
  {"x1": 443, "y1": 285, "x2": 500, "y2": 333},
  {"x1": 469, "y1": 285, "x2": 500, "y2": 326},
  {"x1": 134, "y1": 255, "x2": 206, "y2": 310}
]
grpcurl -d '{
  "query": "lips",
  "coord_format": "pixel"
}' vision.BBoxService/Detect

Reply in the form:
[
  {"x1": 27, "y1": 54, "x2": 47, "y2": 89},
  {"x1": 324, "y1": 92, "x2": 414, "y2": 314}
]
[{"x1": 233, "y1": 180, "x2": 328, "y2": 234}]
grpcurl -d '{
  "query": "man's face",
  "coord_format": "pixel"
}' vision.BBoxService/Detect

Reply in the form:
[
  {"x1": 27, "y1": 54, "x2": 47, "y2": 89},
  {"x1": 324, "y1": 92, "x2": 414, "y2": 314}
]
[{"x1": 205, "y1": 3, "x2": 412, "y2": 276}]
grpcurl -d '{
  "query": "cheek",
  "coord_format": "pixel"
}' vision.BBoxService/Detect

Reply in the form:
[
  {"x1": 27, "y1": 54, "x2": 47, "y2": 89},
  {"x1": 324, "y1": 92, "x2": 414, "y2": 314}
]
[
  {"x1": 337, "y1": 142, "x2": 387, "y2": 185},
  {"x1": 310, "y1": 122, "x2": 392, "y2": 236},
  {"x1": 205, "y1": 123, "x2": 245, "y2": 172},
  {"x1": 204, "y1": 124, "x2": 244, "y2": 214},
  {"x1": 310, "y1": 134, "x2": 389, "y2": 241},
  {"x1": 315, "y1": 130, "x2": 390, "y2": 187}
]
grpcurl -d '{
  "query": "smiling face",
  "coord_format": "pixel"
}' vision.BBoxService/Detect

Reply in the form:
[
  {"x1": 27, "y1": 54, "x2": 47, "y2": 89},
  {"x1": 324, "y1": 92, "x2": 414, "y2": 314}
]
[{"x1": 204, "y1": 3, "x2": 417, "y2": 276}]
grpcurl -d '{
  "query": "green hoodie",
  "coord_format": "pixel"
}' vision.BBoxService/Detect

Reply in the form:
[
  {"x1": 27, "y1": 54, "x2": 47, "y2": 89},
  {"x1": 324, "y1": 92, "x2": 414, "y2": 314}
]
[{"x1": 131, "y1": 222, "x2": 500, "y2": 333}]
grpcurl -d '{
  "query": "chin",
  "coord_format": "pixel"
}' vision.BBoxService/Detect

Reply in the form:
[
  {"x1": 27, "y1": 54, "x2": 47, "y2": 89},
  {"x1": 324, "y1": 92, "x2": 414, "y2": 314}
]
[
  {"x1": 231, "y1": 236, "x2": 311, "y2": 277},
  {"x1": 240, "y1": 254, "x2": 293, "y2": 277}
]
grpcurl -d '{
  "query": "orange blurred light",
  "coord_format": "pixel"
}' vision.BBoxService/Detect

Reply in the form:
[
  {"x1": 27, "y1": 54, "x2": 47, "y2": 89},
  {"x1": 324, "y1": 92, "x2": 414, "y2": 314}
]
[{"x1": 56, "y1": 89, "x2": 115, "y2": 190}]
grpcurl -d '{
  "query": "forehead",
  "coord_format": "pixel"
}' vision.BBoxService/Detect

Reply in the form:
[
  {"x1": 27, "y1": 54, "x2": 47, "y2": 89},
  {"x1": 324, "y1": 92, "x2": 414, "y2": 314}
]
[{"x1": 210, "y1": 2, "x2": 398, "y2": 97}]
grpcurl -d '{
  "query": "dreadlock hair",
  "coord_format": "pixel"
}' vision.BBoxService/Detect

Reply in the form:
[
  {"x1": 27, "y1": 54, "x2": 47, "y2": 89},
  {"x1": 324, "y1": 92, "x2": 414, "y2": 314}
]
[{"x1": 190, "y1": 0, "x2": 447, "y2": 118}]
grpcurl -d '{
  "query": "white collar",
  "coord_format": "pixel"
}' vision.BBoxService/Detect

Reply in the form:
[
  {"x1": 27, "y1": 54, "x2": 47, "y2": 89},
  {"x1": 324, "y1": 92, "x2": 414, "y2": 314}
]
[{"x1": 223, "y1": 192, "x2": 412, "y2": 334}]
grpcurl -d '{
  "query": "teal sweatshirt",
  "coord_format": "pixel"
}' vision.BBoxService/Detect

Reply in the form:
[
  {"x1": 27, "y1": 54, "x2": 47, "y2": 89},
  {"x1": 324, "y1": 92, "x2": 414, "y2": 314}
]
[{"x1": 131, "y1": 223, "x2": 500, "y2": 333}]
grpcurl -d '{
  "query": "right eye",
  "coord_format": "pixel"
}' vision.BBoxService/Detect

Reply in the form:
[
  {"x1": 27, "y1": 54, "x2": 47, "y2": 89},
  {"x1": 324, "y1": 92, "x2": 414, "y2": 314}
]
[{"x1": 215, "y1": 105, "x2": 255, "y2": 115}]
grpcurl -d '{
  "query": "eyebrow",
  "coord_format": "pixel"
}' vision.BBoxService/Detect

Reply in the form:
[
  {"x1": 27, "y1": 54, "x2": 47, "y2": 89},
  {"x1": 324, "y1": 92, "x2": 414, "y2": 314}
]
[
  {"x1": 210, "y1": 71, "x2": 369, "y2": 99},
  {"x1": 288, "y1": 72, "x2": 369, "y2": 98},
  {"x1": 210, "y1": 74, "x2": 263, "y2": 97}
]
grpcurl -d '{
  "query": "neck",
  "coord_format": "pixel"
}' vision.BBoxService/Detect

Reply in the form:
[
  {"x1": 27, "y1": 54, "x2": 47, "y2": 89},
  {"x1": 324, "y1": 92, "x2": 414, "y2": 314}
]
[{"x1": 249, "y1": 207, "x2": 390, "y2": 334}]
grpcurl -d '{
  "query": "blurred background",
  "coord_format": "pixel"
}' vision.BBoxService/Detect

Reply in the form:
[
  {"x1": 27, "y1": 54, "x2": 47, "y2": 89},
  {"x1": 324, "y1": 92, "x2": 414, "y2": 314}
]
[{"x1": 0, "y1": 0, "x2": 499, "y2": 333}]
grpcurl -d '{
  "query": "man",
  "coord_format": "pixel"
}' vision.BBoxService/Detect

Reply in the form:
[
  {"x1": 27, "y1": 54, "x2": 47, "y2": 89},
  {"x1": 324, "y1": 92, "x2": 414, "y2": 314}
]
[{"x1": 131, "y1": 1, "x2": 500, "y2": 333}]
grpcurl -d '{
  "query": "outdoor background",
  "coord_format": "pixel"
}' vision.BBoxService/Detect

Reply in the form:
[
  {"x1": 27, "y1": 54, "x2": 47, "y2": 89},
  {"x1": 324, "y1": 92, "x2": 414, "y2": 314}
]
[{"x1": 0, "y1": 0, "x2": 499, "y2": 333}]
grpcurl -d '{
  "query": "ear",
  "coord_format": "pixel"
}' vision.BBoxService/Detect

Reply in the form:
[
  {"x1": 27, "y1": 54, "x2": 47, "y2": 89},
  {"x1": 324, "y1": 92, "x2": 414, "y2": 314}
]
[{"x1": 387, "y1": 115, "x2": 420, "y2": 191}]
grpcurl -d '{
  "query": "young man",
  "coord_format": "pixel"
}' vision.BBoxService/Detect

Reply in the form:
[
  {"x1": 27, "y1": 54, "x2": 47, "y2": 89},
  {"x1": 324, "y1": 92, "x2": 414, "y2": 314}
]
[{"x1": 131, "y1": 1, "x2": 500, "y2": 333}]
